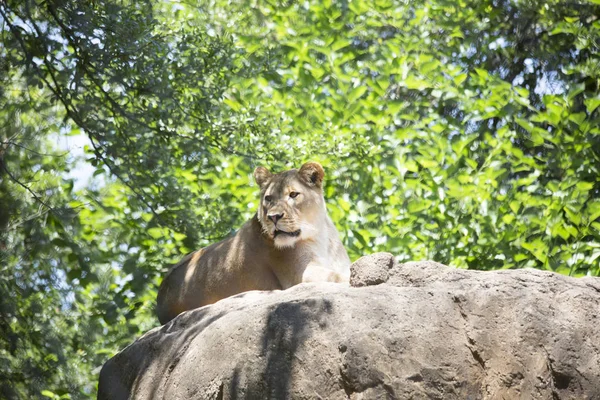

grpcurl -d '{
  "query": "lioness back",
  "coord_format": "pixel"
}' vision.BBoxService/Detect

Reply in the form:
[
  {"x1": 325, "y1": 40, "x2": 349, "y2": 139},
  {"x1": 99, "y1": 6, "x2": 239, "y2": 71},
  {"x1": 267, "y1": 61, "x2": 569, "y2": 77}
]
[{"x1": 156, "y1": 162, "x2": 350, "y2": 324}]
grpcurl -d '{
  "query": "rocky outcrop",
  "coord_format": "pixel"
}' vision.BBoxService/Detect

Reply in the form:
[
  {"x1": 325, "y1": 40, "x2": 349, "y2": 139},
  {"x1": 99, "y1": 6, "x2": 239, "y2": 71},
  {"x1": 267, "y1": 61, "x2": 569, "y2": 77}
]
[{"x1": 98, "y1": 253, "x2": 600, "y2": 399}]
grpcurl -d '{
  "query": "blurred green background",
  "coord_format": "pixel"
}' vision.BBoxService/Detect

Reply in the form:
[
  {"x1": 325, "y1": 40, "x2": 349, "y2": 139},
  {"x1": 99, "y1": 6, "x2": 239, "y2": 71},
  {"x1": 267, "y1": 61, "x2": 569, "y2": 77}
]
[{"x1": 1, "y1": 0, "x2": 599, "y2": 397}]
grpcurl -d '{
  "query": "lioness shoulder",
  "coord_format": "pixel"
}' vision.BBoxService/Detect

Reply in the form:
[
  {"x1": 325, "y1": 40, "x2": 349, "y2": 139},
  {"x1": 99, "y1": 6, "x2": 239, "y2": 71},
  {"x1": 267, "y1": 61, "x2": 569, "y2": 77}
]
[{"x1": 156, "y1": 162, "x2": 350, "y2": 324}]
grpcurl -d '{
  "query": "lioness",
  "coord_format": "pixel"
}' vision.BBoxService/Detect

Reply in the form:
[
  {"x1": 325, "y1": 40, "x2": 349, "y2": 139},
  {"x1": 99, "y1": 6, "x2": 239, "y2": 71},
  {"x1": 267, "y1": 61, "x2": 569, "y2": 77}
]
[{"x1": 156, "y1": 162, "x2": 351, "y2": 324}]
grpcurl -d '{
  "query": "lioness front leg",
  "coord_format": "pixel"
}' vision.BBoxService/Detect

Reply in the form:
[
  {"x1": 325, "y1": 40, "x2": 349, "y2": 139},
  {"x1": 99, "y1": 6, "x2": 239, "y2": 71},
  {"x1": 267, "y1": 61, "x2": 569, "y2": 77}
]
[{"x1": 302, "y1": 264, "x2": 349, "y2": 283}]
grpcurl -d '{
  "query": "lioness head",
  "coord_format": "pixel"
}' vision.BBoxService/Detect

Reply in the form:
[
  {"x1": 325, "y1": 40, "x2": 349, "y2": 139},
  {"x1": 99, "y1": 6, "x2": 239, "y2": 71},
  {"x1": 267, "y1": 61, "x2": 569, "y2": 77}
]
[{"x1": 254, "y1": 162, "x2": 327, "y2": 248}]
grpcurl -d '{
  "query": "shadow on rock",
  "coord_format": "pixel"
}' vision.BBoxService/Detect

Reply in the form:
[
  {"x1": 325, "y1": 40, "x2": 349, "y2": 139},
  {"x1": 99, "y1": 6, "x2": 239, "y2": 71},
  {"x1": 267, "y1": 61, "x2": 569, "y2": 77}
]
[{"x1": 229, "y1": 298, "x2": 333, "y2": 399}]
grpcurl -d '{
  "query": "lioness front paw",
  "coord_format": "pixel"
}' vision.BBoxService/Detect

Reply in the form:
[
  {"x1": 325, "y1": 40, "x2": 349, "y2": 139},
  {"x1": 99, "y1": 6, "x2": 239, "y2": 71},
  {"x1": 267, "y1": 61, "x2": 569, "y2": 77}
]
[{"x1": 302, "y1": 265, "x2": 349, "y2": 284}]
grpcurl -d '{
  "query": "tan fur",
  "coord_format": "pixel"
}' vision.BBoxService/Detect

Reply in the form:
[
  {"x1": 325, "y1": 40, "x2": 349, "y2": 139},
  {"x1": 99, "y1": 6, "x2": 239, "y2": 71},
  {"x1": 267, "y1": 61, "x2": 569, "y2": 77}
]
[{"x1": 156, "y1": 162, "x2": 351, "y2": 324}]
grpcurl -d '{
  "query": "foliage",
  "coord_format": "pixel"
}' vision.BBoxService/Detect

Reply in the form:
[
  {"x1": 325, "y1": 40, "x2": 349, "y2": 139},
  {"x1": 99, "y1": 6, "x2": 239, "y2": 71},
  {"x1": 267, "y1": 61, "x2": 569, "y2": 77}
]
[{"x1": 0, "y1": 0, "x2": 599, "y2": 398}]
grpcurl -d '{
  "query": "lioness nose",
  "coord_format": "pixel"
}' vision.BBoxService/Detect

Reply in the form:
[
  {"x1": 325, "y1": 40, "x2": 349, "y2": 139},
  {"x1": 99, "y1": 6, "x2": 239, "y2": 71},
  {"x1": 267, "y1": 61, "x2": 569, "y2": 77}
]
[{"x1": 268, "y1": 213, "x2": 284, "y2": 224}]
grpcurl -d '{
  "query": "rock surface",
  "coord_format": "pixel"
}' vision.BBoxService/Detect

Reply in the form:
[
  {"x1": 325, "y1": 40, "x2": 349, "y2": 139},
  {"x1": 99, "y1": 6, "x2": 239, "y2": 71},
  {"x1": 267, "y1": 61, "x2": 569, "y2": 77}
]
[{"x1": 98, "y1": 253, "x2": 600, "y2": 399}]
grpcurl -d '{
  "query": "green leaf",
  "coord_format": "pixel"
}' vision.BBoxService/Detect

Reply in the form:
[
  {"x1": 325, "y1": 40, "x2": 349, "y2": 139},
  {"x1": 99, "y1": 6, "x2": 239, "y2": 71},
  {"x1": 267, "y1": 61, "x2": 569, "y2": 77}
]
[
  {"x1": 521, "y1": 239, "x2": 548, "y2": 264},
  {"x1": 352, "y1": 230, "x2": 368, "y2": 247},
  {"x1": 347, "y1": 86, "x2": 368, "y2": 103},
  {"x1": 515, "y1": 118, "x2": 535, "y2": 133},
  {"x1": 585, "y1": 97, "x2": 600, "y2": 113},
  {"x1": 453, "y1": 73, "x2": 467, "y2": 86},
  {"x1": 564, "y1": 207, "x2": 582, "y2": 226},
  {"x1": 147, "y1": 227, "x2": 164, "y2": 239},
  {"x1": 331, "y1": 39, "x2": 351, "y2": 52},
  {"x1": 474, "y1": 68, "x2": 489, "y2": 79},
  {"x1": 587, "y1": 201, "x2": 600, "y2": 222},
  {"x1": 404, "y1": 76, "x2": 432, "y2": 90}
]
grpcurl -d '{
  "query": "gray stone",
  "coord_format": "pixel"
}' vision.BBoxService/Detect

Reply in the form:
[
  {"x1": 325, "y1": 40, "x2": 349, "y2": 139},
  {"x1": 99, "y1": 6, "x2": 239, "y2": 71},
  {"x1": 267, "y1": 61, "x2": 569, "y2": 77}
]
[
  {"x1": 98, "y1": 257, "x2": 600, "y2": 400},
  {"x1": 349, "y1": 252, "x2": 396, "y2": 287}
]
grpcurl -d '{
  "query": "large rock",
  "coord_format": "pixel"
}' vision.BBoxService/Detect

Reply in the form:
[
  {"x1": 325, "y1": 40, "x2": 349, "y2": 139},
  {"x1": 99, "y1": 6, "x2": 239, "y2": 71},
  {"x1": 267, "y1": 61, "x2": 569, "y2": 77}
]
[{"x1": 98, "y1": 253, "x2": 600, "y2": 399}]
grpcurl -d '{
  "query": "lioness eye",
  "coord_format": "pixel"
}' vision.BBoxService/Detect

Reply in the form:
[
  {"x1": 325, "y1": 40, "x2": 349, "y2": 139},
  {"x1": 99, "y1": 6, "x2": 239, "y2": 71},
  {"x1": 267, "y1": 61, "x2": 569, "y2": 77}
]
[
  {"x1": 264, "y1": 195, "x2": 273, "y2": 202},
  {"x1": 289, "y1": 192, "x2": 300, "y2": 199}
]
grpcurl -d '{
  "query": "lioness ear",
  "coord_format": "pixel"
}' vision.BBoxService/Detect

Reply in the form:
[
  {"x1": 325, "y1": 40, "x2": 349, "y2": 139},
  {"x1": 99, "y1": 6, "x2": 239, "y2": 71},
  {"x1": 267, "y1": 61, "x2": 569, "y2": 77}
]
[
  {"x1": 253, "y1": 166, "x2": 272, "y2": 189},
  {"x1": 299, "y1": 162, "x2": 325, "y2": 188}
]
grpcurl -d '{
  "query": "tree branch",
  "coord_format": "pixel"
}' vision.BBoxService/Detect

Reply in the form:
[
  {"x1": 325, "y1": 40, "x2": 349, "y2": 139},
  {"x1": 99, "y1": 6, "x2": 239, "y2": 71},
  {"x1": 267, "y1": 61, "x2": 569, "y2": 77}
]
[
  {"x1": 0, "y1": 4, "x2": 168, "y2": 223},
  {"x1": 1, "y1": 161, "x2": 56, "y2": 212}
]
